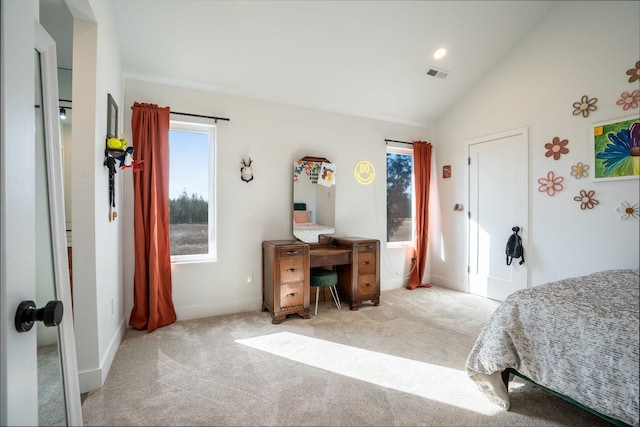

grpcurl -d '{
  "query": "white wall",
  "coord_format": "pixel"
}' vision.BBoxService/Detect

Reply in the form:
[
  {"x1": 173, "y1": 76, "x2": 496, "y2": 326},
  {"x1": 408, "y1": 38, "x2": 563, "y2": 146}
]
[
  {"x1": 122, "y1": 79, "x2": 430, "y2": 322},
  {"x1": 433, "y1": 1, "x2": 640, "y2": 291},
  {"x1": 69, "y1": 0, "x2": 124, "y2": 392},
  {"x1": 89, "y1": 0, "x2": 124, "y2": 388}
]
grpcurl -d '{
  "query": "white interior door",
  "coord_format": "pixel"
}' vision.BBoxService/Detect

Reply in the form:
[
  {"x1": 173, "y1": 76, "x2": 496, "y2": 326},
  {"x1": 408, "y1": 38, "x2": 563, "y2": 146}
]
[
  {"x1": 1, "y1": 4, "x2": 82, "y2": 425},
  {"x1": 1, "y1": 3, "x2": 38, "y2": 424},
  {"x1": 468, "y1": 127, "x2": 528, "y2": 301}
]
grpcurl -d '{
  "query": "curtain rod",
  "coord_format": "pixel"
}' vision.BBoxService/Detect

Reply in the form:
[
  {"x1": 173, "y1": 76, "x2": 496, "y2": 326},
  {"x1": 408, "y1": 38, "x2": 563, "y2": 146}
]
[
  {"x1": 385, "y1": 139, "x2": 413, "y2": 145},
  {"x1": 170, "y1": 110, "x2": 230, "y2": 123},
  {"x1": 130, "y1": 106, "x2": 230, "y2": 123}
]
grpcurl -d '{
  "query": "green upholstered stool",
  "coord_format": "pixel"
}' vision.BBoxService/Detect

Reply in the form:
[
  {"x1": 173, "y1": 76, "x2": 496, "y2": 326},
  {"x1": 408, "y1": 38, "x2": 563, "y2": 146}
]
[{"x1": 310, "y1": 268, "x2": 341, "y2": 315}]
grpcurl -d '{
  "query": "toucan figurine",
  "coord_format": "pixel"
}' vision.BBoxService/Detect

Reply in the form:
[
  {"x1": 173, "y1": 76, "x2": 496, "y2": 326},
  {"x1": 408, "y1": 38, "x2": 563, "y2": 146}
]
[{"x1": 118, "y1": 146, "x2": 135, "y2": 168}]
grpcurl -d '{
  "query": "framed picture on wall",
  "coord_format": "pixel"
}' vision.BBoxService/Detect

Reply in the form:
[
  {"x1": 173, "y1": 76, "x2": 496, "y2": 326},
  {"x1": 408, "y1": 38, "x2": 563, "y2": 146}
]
[
  {"x1": 443, "y1": 165, "x2": 451, "y2": 178},
  {"x1": 107, "y1": 93, "x2": 118, "y2": 139},
  {"x1": 592, "y1": 115, "x2": 639, "y2": 181}
]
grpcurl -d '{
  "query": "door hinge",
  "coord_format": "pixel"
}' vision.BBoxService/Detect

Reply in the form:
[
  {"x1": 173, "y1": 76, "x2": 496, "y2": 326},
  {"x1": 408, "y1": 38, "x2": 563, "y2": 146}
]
[
  {"x1": 468, "y1": 211, "x2": 471, "y2": 219},
  {"x1": 468, "y1": 157, "x2": 471, "y2": 165},
  {"x1": 467, "y1": 266, "x2": 470, "y2": 273}
]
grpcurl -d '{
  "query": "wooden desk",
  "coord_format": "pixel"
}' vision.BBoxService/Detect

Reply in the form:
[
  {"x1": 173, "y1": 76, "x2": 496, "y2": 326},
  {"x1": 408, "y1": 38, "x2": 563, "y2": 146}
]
[
  {"x1": 262, "y1": 237, "x2": 380, "y2": 323},
  {"x1": 309, "y1": 247, "x2": 351, "y2": 268}
]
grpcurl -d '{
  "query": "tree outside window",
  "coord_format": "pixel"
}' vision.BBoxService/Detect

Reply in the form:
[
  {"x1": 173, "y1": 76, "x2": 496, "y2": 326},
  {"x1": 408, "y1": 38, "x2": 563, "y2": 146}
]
[
  {"x1": 387, "y1": 148, "x2": 414, "y2": 244},
  {"x1": 168, "y1": 122, "x2": 216, "y2": 262}
]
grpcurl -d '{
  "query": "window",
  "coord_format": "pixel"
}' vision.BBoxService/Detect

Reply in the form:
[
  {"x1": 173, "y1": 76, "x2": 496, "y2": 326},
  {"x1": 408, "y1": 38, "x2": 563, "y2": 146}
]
[
  {"x1": 386, "y1": 145, "x2": 414, "y2": 246},
  {"x1": 168, "y1": 121, "x2": 216, "y2": 262}
]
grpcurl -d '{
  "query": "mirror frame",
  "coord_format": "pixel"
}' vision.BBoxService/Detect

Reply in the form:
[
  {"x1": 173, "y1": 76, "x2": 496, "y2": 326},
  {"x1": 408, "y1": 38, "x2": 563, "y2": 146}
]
[{"x1": 36, "y1": 22, "x2": 83, "y2": 426}]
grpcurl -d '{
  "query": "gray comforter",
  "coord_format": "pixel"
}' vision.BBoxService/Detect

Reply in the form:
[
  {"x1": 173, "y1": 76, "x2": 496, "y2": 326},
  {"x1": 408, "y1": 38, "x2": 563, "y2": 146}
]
[{"x1": 466, "y1": 269, "x2": 639, "y2": 426}]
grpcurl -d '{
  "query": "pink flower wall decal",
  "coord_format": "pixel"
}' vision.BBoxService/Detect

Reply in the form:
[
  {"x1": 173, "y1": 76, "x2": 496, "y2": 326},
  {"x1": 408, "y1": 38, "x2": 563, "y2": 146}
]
[
  {"x1": 616, "y1": 90, "x2": 640, "y2": 111},
  {"x1": 537, "y1": 171, "x2": 564, "y2": 196}
]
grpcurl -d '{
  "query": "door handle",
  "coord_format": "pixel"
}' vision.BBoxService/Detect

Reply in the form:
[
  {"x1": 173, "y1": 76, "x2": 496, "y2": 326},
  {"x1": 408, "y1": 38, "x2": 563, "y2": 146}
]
[{"x1": 15, "y1": 300, "x2": 63, "y2": 333}]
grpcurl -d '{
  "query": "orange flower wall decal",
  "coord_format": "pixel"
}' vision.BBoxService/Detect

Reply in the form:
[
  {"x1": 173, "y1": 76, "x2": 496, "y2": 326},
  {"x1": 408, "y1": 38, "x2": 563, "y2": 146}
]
[
  {"x1": 626, "y1": 60, "x2": 640, "y2": 83},
  {"x1": 572, "y1": 95, "x2": 597, "y2": 117},
  {"x1": 573, "y1": 190, "x2": 599, "y2": 210},
  {"x1": 537, "y1": 171, "x2": 564, "y2": 196},
  {"x1": 545, "y1": 137, "x2": 569, "y2": 160},
  {"x1": 616, "y1": 90, "x2": 640, "y2": 111}
]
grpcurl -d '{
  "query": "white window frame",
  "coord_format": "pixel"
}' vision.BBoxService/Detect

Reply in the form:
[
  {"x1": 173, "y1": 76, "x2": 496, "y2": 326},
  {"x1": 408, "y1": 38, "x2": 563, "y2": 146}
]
[
  {"x1": 169, "y1": 120, "x2": 217, "y2": 263},
  {"x1": 386, "y1": 144, "x2": 415, "y2": 249}
]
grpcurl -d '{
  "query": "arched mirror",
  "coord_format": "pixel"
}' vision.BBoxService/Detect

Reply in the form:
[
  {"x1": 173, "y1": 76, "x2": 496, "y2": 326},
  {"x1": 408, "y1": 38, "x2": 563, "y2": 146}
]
[{"x1": 293, "y1": 156, "x2": 336, "y2": 243}]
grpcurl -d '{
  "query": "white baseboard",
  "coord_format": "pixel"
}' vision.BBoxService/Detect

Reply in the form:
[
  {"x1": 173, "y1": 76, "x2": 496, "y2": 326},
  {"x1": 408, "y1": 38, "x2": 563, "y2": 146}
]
[
  {"x1": 430, "y1": 274, "x2": 467, "y2": 293},
  {"x1": 78, "y1": 367, "x2": 102, "y2": 394},
  {"x1": 380, "y1": 277, "x2": 406, "y2": 291},
  {"x1": 176, "y1": 298, "x2": 263, "y2": 321},
  {"x1": 78, "y1": 317, "x2": 125, "y2": 394},
  {"x1": 100, "y1": 317, "x2": 125, "y2": 383}
]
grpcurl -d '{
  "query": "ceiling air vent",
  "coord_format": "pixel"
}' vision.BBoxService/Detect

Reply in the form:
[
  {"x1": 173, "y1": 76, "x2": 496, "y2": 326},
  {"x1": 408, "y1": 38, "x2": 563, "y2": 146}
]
[{"x1": 425, "y1": 66, "x2": 449, "y2": 79}]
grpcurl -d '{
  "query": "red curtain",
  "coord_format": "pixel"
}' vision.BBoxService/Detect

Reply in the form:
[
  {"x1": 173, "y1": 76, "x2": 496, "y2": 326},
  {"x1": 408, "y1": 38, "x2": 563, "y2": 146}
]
[
  {"x1": 407, "y1": 141, "x2": 433, "y2": 290},
  {"x1": 129, "y1": 102, "x2": 177, "y2": 332}
]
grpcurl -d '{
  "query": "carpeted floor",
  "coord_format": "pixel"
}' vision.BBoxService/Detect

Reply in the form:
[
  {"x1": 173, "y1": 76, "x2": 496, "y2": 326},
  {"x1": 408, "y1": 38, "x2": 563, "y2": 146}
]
[
  {"x1": 81, "y1": 286, "x2": 613, "y2": 426},
  {"x1": 38, "y1": 343, "x2": 67, "y2": 426}
]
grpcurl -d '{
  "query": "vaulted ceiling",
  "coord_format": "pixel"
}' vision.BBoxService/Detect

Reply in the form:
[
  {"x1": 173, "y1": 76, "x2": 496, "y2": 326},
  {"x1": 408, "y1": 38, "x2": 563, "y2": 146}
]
[{"x1": 42, "y1": 0, "x2": 559, "y2": 127}]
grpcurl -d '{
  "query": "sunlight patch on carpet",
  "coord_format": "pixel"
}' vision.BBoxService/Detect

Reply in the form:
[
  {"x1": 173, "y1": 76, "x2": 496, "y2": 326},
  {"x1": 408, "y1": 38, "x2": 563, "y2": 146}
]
[{"x1": 236, "y1": 332, "x2": 501, "y2": 415}]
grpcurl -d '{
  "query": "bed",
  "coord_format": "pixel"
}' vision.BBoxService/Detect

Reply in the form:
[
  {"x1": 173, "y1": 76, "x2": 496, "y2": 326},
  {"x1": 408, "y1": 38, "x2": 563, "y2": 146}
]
[
  {"x1": 293, "y1": 210, "x2": 334, "y2": 242},
  {"x1": 466, "y1": 269, "x2": 639, "y2": 427}
]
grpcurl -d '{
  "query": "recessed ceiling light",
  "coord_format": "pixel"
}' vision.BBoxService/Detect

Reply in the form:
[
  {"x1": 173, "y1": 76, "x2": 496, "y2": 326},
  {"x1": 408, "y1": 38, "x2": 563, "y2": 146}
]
[{"x1": 433, "y1": 48, "x2": 447, "y2": 60}]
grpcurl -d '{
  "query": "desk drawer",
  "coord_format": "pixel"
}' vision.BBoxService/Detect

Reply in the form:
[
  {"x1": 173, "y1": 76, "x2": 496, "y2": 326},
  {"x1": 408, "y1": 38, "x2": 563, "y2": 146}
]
[
  {"x1": 280, "y1": 282, "x2": 304, "y2": 308},
  {"x1": 279, "y1": 247, "x2": 305, "y2": 258},
  {"x1": 358, "y1": 242, "x2": 377, "y2": 252},
  {"x1": 279, "y1": 256, "x2": 305, "y2": 283},
  {"x1": 357, "y1": 274, "x2": 377, "y2": 294},
  {"x1": 358, "y1": 251, "x2": 376, "y2": 274}
]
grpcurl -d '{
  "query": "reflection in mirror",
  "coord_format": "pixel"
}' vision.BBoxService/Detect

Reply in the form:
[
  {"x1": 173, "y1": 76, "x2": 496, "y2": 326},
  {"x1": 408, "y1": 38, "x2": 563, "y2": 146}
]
[
  {"x1": 293, "y1": 157, "x2": 336, "y2": 243},
  {"x1": 35, "y1": 49, "x2": 67, "y2": 426},
  {"x1": 58, "y1": 67, "x2": 73, "y2": 237}
]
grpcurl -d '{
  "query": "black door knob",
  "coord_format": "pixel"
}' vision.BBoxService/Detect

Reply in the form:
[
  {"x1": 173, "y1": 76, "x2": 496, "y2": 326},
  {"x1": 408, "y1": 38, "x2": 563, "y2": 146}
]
[{"x1": 15, "y1": 300, "x2": 64, "y2": 333}]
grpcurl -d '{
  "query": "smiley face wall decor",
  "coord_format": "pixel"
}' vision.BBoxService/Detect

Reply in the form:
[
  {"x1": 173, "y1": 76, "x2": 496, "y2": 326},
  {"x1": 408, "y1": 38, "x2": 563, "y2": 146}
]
[{"x1": 354, "y1": 160, "x2": 375, "y2": 185}]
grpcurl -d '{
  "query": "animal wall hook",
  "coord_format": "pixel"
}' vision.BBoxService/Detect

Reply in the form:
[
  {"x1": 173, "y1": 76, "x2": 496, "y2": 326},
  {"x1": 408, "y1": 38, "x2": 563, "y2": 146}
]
[{"x1": 241, "y1": 157, "x2": 254, "y2": 183}]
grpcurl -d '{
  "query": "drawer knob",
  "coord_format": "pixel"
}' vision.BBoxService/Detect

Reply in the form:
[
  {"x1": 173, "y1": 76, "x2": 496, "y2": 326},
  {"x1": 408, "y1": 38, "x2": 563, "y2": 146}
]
[
  {"x1": 285, "y1": 250, "x2": 298, "y2": 255},
  {"x1": 286, "y1": 268, "x2": 297, "y2": 272},
  {"x1": 362, "y1": 261, "x2": 372, "y2": 265},
  {"x1": 362, "y1": 283, "x2": 371, "y2": 287},
  {"x1": 286, "y1": 292, "x2": 298, "y2": 297}
]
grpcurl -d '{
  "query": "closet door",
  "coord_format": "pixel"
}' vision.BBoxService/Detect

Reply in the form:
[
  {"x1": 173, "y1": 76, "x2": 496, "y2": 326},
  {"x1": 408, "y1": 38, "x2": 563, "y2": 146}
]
[{"x1": 468, "y1": 127, "x2": 528, "y2": 302}]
